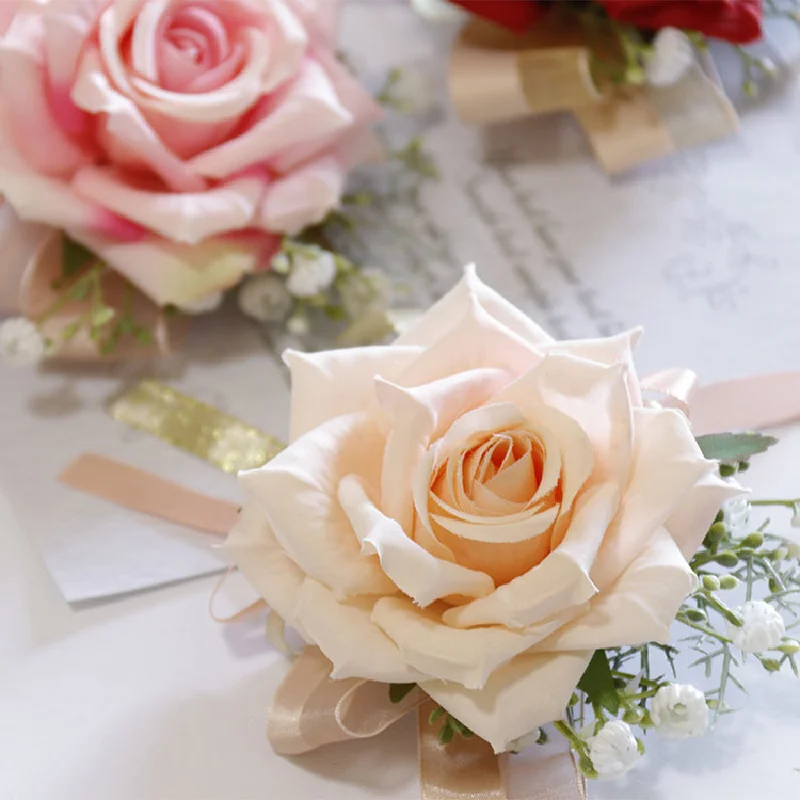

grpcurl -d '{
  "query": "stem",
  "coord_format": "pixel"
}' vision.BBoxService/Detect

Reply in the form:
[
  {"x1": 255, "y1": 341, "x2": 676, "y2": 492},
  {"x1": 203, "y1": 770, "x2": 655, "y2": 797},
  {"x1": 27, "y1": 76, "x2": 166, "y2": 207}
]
[
  {"x1": 715, "y1": 647, "x2": 732, "y2": 723},
  {"x1": 746, "y1": 557, "x2": 754, "y2": 602},
  {"x1": 554, "y1": 720, "x2": 585, "y2": 752},
  {"x1": 677, "y1": 615, "x2": 735, "y2": 644},
  {"x1": 751, "y1": 499, "x2": 800, "y2": 509}
]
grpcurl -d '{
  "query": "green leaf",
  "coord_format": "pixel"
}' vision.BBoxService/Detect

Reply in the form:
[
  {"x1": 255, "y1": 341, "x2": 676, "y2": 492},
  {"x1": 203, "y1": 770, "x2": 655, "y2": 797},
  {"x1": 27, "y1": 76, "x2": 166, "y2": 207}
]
[
  {"x1": 696, "y1": 432, "x2": 779, "y2": 465},
  {"x1": 428, "y1": 706, "x2": 445, "y2": 725},
  {"x1": 388, "y1": 683, "x2": 416, "y2": 704},
  {"x1": 61, "y1": 320, "x2": 81, "y2": 341},
  {"x1": 91, "y1": 306, "x2": 115, "y2": 327},
  {"x1": 133, "y1": 327, "x2": 153, "y2": 345},
  {"x1": 66, "y1": 276, "x2": 92, "y2": 302},
  {"x1": 438, "y1": 722, "x2": 454, "y2": 745},
  {"x1": 577, "y1": 650, "x2": 620, "y2": 715},
  {"x1": 62, "y1": 236, "x2": 95, "y2": 277}
]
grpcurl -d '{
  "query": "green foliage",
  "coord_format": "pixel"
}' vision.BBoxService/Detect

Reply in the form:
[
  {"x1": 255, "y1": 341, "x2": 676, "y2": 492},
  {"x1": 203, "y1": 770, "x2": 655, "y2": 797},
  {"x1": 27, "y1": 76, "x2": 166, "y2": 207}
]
[
  {"x1": 577, "y1": 650, "x2": 620, "y2": 715},
  {"x1": 696, "y1": 432, "x2": 779, "y2": 465},
  {"x1": 388, "y1": 683, "x2": 416, "y2": 704}
]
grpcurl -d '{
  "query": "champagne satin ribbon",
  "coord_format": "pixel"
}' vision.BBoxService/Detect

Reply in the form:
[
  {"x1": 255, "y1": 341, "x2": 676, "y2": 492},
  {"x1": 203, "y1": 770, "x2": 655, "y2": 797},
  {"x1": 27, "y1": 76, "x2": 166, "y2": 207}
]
[
  {"x1": 449, "y1": 18, "x2": 737, "y2": 174},
  {"x1": 268, "y1": 646, "x2": 426, "y2": 756}
]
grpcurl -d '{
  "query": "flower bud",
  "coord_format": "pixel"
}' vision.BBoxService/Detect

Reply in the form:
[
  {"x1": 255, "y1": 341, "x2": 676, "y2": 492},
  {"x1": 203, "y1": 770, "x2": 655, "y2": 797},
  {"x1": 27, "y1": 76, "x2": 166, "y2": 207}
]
[
  {"x1": 760, "y1": 657, "x2": 782, "y2": 673},
  {"x1": 774, "y1": 547, "x2": 789, "y2": 562},
  {"x1": 786, "y1": 541, "x2": 800, "y2": 559},
  {"x1": 684, "y1": 608, "x2": 708, "y2": 623},
  {"x1": 778, "y1": 639, "x2": 800, "y2": 655},
  {"x1": 702, "y1": 575, "x2": 721, "y2": 591},
  {"x1": 742, "y1": 532, "x2": 764, "y2": 549},
  {"x1": 623, "y1": 706, "x2": 644, "y2": 724},
  {"x1": 719, "y1": 575, "x2": 739, "y2": 590},
  {"x1": 715, "y1": 551, "x2": 739, "y2": 568},
  {"x1": 719, "y1": 463, "x2": 737, "y2": 477}
]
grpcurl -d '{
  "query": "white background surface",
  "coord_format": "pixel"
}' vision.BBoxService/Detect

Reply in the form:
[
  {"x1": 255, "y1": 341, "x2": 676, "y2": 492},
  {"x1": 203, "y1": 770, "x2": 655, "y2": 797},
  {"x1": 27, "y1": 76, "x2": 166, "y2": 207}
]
[{"x1": 4, "y1": 2, "x2": 800, "y2": 798}]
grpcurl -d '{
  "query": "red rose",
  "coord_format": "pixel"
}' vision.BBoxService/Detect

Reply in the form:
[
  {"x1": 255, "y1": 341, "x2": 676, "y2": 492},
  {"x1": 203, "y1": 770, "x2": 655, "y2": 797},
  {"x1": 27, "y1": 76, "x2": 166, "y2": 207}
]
[
  {"x1": 600, "y1": 0, "x2": 763, "y2": 45},
  {"x1": 447, "y1": 0, "x2": 546, "y2": 34}
]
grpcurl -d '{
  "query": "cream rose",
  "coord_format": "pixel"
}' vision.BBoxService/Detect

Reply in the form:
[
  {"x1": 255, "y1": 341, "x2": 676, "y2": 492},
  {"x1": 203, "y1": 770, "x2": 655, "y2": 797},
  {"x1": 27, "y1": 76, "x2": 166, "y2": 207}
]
[
  {"x1": 227, "y1": 268, "x2": 739, "y2": 752},
  {"x1": 0, "y1": 0, "x2": 379, "y2": 310}
]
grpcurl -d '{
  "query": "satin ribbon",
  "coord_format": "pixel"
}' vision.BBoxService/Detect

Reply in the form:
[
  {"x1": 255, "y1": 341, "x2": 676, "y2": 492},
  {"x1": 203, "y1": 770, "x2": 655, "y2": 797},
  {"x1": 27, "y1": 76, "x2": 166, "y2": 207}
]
[
  {"x1": 15, "y1": 228, "x2": 182, "y2": 360},
  {"x1": 449, "y1": 18, "x2": 738, "y2": 174},
  {"x1": 268, "y1": 646, "x2": 426, "y2": 756}
]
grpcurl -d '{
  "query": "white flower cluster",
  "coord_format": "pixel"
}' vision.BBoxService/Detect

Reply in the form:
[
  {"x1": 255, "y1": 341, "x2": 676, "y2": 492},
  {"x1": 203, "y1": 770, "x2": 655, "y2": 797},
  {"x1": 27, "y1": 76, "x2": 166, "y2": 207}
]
[
  {"x1": 728, "y1": 600, "x2": 786, "y2": 654},
  {"x1": 644, "y1": 28, "x2": 694, "y2": 87},
  {"x1": 0, "y1": 317, "x2": 47, "y2": 367},
  {"x1": 588, "y1": 720, "x2": 641, "y2": 780},
  {"x1": 651, "y1": 684, "x2": 709, "y2": 740}
]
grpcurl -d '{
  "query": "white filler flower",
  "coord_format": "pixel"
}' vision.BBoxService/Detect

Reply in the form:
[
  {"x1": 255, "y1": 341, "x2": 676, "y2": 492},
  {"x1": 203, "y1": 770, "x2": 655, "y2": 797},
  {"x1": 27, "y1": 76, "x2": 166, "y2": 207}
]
[
  {"x1": 645, "y1": 28, "x2": 694, "y2": 87},
  {"x1": 0, "y1": 317, "x2": 47, "y2": 366},
  {"x1": 722, "y1": 495, "x2": 751, "y2": 536},
  {"x1": 238, "y1": 275, "x2": 292, "y2": 323},
  {"x1": 651, "y1": 684, "x2": 709, "y2": 740},
  {"x1": 588, "y1": 720, "x2": 641, "y2": 780},
  {"x1": 729, "y1": 600, "x2": 786, "y2": 653},
  {"x1": 286, "y1": 249, "x2": 337, "y2": 298},
  {"x1": 411, "y1": 0, "x2": 467, "y2": 22}
]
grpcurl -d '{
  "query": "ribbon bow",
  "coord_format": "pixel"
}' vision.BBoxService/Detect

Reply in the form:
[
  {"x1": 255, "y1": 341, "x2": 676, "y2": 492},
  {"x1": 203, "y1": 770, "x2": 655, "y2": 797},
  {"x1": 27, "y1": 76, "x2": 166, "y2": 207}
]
[{"x1": 448, "y1": 18, "x2": 738, "y2": 174}]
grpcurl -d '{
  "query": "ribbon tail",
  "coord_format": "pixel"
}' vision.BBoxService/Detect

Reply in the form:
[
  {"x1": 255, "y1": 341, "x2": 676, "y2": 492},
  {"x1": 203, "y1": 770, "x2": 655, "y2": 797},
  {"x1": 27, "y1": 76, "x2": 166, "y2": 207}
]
[
  {"x1": 418, "y1": 699, "x2": 507, "y2": 799},
  {"x1": 268, "y1": 646, "x2": 424, "y2": 756},
  {"x1": 58, "y1": 453, "x2": 240, "y2": 535},
  {"x1": 691, "y1": 372, "x2": 800, "y2": 436}
]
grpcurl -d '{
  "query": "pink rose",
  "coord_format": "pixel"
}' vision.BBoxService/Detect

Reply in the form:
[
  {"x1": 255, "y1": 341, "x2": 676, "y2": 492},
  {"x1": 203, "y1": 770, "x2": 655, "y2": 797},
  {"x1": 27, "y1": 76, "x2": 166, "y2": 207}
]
[
  {"x1": 0, "y1": 0, "x2": 380, "y2": 309},
  {"x1": 227, "y1": 268, "x2": 740, "y2": 752}
]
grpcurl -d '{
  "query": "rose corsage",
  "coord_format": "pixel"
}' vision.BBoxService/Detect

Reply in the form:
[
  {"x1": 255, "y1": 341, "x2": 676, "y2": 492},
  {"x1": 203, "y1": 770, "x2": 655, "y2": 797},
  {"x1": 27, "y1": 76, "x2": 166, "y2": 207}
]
[
  {"x1": 218, "y1": 268, "x2": 800, "y2": 797},
  {"x1": 423, "y1": 0, "x2": 798, "y2": 174},
  {"x1": 0, "y1": 0, "x2": 432, "y2": 364}
]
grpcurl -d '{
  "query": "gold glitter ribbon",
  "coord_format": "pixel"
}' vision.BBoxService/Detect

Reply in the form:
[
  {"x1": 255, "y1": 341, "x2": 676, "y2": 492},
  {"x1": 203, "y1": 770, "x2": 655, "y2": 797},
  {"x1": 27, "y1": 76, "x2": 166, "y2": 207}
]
[{"x1": 110, "y1": 380, "x2": 284, "y2": 473}]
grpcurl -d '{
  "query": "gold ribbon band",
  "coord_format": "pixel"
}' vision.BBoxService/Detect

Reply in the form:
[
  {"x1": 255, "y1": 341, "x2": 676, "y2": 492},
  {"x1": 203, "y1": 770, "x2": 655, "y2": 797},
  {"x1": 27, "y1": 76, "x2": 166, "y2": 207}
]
[{"x1": 110, "y1": 380, "x2": 284, "y2": 473}]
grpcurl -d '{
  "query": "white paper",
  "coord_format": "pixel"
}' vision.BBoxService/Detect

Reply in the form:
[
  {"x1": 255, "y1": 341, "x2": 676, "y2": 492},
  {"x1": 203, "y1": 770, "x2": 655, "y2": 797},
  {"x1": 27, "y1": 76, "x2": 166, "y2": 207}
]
[{"x1": 2, "y1": 1, "x2": 800, "y2": 602}]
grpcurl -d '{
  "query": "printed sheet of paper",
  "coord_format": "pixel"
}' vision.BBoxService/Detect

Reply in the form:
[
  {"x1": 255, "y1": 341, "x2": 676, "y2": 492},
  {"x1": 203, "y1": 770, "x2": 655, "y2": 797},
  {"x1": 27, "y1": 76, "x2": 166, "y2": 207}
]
[{"x1": 1, "y1": 0, "x2": 800, "y2": 602}]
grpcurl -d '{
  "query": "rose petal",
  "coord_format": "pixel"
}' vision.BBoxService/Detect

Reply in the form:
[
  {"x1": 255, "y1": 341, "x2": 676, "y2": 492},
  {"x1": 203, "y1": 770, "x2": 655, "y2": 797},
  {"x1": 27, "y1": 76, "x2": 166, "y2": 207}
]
[
  {"x1": 72, "y1": 47, "x2": 207, "y2": 192},
  {"x1": 442, "y1": 483, "x2": 619, "y2": 629},
  {"x1": 127, "y1": 28, "x2": 271, "y2": 121},
  {"x1": 338, "y1": 475, "x2": 494, "y2": 607},
  {"x1": 536, "y1": 527, "x2": 696, "y2": 651},
  {"x1": 188, "y1": 59, "x2": 352, "y2": 179},
  {"x1": 283, "y1": 345, "x2": 425, "y2": 442},
  {"x1": 239, "y1": 412, "x2": 396, "y2": 599},
  {"x1": 498, "y1": 352, "x2": 633, "y2": 492},
  {"x1": 540, "y1": 328, "x2": 644, "y2": 405},
  {"x1": 398, "y1": 294, "x2": 541, "y2": 395},
  {"x1": 591, "y1": 407, "x2": 714, "y2": 589},
  {"x1": 294, "y1": 578, "x2": 426, "y2": 683},
  {"x1": 269, "y1": 47, "x2": 382, "y2": 173},
  {"x1": 76, "y1": 231, "x2": 269, "y2": 308},
  {"x1": 0, "y1": 11, "x2": 88, "y2": 176},
  {"x1": 421, "y1": 650, "x2": 592, "y2": 753},
  {"x1": 0, "y1": 203, "x2": 51, "y2": 315},
  {"x1": 372, "y1": 597, "x2": 546, "y2": 689},
  {"x1": 396, "y1": 264, "x2": 554, "y2": 350},
  {"x1": 666, "y1": 472, "x2": 744, "y2": 558},
  {"x1": 73, "y1": 167, "x2": 265, "y2": 244},
  {"x1": 375, "y1": 368, "x2": 512, "y2": 534},
  {"x1": 223, "y1": 502, "x2": 306, "y2": 629},
  {"x1": 259, "y1": 154, "x2": 344, "y2": 235}
]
